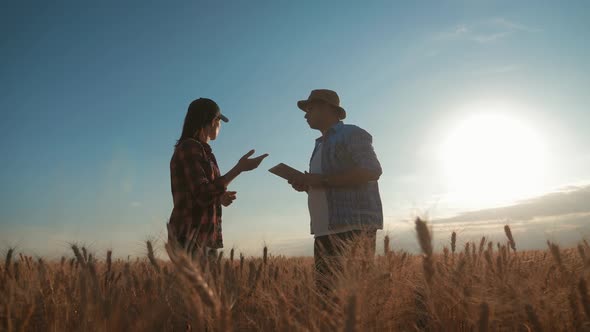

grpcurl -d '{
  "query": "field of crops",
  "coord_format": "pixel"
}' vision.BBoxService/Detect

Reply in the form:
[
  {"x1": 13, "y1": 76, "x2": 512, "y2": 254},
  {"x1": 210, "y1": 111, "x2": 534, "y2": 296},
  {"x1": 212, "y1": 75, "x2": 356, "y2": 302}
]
[{"x1": 2, "y1": 219, "x2": 590, "y2": 331}]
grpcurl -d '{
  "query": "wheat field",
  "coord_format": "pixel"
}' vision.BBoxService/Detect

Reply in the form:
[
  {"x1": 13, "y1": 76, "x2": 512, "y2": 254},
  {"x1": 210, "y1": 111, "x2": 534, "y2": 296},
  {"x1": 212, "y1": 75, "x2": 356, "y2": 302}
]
[{"x1": 2, "y1": 219, "x2": 590, "y2": 331}]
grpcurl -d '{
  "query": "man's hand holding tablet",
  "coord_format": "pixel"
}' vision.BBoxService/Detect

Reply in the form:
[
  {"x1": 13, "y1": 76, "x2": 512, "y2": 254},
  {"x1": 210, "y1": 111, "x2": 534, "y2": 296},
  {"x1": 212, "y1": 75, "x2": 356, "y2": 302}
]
[
  {"x1": 268, "y1": 163, "x2": 304, "y2": 182},
  {"x1": 269, "y1": 163, "x2": 319, "y2": 193}
]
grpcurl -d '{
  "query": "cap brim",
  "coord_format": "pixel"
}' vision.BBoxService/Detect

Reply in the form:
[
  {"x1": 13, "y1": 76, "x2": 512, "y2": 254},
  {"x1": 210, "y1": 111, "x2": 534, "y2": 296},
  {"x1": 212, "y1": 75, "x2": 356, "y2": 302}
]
[{"x1": 219, "y1": 114, "x2": 229, "y2": 123}]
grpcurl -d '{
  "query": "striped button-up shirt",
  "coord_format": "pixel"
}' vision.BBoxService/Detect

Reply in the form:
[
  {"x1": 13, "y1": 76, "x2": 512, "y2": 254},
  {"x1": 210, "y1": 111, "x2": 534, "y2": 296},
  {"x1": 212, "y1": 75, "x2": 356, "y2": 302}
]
[{"x1": 309, "y1": 121, "x2": 383, "y2": 230}]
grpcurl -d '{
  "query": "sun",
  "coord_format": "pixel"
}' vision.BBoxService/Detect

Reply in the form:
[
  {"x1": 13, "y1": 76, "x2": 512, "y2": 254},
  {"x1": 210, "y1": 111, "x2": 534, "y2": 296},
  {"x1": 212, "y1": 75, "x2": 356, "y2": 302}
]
[{"x1": 439, "y1": 110, "x2": 548, "y2": 209}]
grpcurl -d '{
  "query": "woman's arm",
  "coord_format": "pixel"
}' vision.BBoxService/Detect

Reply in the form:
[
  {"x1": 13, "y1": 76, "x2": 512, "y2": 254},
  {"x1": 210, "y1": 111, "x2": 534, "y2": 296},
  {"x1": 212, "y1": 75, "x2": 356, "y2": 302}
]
[
  {"x1": 180, "y1": 143, "x2": 268, "y2": 207},
  {"x1": 221, "y1": 149, "x2": 269, "y2": 187},
  {"x1": 178, "y1": 141, "x2": 227, "y2": 207}
]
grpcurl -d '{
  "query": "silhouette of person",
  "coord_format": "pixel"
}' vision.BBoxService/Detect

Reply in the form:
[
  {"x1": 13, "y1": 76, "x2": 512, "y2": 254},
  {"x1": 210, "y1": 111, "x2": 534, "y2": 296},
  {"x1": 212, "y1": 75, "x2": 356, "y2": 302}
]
[
  {"x1": 289, "y1": 89, "x2": 383, "y2": 293},
  {"x1": 168, "y1": 98, "x2": 268, "y2": 255}
]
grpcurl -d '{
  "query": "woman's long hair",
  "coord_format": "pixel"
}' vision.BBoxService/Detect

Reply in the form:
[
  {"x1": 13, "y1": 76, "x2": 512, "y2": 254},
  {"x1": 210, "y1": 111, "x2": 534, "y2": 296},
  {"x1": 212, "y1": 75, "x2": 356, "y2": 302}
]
[{"x1": 175, "y1": 98, "x2": 220, "y2": 147}]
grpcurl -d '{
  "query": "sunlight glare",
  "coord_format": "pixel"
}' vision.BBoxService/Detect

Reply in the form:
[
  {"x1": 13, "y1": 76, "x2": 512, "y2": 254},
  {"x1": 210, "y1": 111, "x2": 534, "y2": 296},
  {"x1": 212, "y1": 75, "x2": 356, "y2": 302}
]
[{"x1": 440, "y1": 109, "x2": 548, "y2": 209}]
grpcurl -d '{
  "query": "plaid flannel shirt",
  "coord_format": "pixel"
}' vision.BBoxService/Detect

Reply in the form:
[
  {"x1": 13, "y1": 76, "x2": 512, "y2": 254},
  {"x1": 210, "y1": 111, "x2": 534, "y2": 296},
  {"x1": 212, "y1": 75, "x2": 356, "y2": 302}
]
[
  {"x1": 168, "y1": 138, "x2": 226, "y2": 249},
  {"x1": 310, "y1": 121, "x2": 383, "y2": 230}
]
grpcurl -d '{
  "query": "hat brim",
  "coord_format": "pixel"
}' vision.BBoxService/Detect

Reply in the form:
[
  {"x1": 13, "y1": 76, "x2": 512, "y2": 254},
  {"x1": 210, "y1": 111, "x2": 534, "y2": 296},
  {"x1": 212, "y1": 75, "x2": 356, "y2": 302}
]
[
  {"x1": 297, "y1": 99, "x2": 346, "y2": 120},
  {"x1": 219, "y1": 114, "x2": 229, "y2": 123},
  {"x1": 297, "y1": 100, "x2": 310, "y2": 112}
]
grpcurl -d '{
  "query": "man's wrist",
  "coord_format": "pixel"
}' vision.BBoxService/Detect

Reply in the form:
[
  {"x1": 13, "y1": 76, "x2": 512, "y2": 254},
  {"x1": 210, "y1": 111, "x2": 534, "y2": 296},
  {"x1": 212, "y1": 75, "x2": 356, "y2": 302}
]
[{"x1": 321, "y1": 174, "x2": 330, "y2": 187}]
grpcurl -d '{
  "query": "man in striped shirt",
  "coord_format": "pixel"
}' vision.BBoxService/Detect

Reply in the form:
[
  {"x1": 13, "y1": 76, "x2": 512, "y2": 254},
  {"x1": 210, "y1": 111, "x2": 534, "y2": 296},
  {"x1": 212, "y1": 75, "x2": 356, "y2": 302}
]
[{"x1": 289, "y1": 89, "x2": 383, "y2": 293}]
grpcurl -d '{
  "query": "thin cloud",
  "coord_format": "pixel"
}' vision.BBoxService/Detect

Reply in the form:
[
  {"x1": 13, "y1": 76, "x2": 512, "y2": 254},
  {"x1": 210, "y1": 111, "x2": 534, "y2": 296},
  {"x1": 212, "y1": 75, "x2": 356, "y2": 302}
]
[
  {"x1": 490, "y1": 18, "x2": 542, "y2": 33},
  {"x1": 434, "y1": 18, "x2": 540, "y2": 45},
  {"x1": 471, "y1": 64, "x2": 522, "y2": 76},
  {"x1": 472, "y1": 32, "x2": 509, "y2": 44},
  {"x1": 434, "y1": 24, "x2": 470, "y2": 41},
  {"x1": 434, "y1": 185, "x2": 590, "y2": 224}
]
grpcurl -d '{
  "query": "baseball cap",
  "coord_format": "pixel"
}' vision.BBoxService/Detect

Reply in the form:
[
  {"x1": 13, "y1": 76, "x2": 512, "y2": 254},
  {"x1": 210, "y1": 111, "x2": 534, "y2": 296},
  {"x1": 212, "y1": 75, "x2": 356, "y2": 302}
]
[{"x1": 189, "y1": 98, "x2": 229, "y2": 123}]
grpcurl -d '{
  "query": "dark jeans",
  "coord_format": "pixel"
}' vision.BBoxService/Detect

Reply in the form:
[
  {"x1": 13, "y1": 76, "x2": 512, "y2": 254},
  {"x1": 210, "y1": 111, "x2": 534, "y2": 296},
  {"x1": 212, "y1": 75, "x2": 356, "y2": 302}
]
[{"x1": 314, "y1": 229, "x2": 377, "y2": 294}]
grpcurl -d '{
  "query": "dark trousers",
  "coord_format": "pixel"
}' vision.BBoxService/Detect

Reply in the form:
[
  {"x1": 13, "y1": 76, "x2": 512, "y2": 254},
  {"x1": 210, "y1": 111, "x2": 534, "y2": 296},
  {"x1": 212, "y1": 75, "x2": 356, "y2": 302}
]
[{"x1": 314, "y1": 229, "x2": 377, "y2": 294}]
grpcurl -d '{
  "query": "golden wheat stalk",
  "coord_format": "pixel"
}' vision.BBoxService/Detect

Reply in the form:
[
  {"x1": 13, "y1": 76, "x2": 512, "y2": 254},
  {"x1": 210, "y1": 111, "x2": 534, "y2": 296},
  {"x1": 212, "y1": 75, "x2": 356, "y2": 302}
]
[
  {"x1": 569, "y1": 291, "x2": 583, "y2": 331},
  {"x1": 578, "y1": 278, "x2": 590, "y2": 320},
  {"x1": 165, "y1": 242, "x2": 220, "y2": 312},
  {"x1": 263, "y1": 246, "x2": 268, "y2": 265},
  {"x1": 415, "y1": 217, "x2": 435, "y2": 283},
  {"x1": 504, "y1": 225, "x2": 516, "y2": 252},
  {"x1": 479, "y1": 237, "x2": 486, "y2": 256},
  {"x1": 106, "y1": 250, "x2": 112, "y2": 274},
  {"x1": 71, "y1": 244, "x2": 87, "y2": 268},
  {"x1": 147, "y1": 240, "x2": 161, "y2": 273},
  {"x1": 344, "y1": 294, "x2": 358, "y2": 332},
  {"x1": 4, "y1": 248, "x2": 13, "y2": 278},
  {"x1": 525, "y1": 304, "x2": 544, "y2": 332},
  {"x1": 478, "y1": 302, "x2": 489, "y2": 332},
  {"x1": 547, "y1": 241, "x2": 566, "y2": 273}
]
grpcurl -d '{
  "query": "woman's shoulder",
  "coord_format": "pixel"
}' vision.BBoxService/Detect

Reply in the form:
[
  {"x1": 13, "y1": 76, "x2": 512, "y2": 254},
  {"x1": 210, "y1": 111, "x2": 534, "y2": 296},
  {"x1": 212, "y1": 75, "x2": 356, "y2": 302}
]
[
  {"x1": 175, "y1": 139, "x2": 206, "y2": 156},
  {"x1": 177, "y1": 138, "x2": 199, "y2": 147}
]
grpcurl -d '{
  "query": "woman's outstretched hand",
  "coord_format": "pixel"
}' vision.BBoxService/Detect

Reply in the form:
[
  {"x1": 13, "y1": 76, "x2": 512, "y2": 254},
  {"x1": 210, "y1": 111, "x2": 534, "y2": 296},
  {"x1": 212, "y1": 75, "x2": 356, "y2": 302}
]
[
  {"x1": 237, "y1": 150, "x2": 269, "y2": 172},
  {"x1": 220, "y1": 191, "x2": 237, "y2": 207},
  {"x1": 222, "y1": 150, "x2": 269, "y2": 188}
]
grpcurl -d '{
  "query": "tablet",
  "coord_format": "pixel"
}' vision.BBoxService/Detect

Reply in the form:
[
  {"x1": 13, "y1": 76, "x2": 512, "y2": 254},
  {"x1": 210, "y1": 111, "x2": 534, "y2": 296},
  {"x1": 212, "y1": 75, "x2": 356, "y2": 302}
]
[{"x1": 268, "y1": 163, "x2": 304, "y2": 181}]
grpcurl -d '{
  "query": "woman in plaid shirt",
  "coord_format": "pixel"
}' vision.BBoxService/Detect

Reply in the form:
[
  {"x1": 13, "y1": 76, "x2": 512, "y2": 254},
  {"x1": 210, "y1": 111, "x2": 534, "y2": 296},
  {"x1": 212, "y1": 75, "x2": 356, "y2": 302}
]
[{"x1": 168, "y1": 98, "x2": 268, "y2": 252}]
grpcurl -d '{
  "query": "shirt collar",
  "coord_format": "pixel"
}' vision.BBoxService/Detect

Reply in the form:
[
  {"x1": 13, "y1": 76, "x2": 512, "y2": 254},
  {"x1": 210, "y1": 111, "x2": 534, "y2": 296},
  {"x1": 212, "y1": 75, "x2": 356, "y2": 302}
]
[
  {"x1": 316, "y1": 121, "x2": 344, "y2": 142},
  {"x1": 186, "y1": 138, "x2": 213, "y2": 154},
  {"x1": 199, "y1": 141, "x2": 213, "y2": 154}
]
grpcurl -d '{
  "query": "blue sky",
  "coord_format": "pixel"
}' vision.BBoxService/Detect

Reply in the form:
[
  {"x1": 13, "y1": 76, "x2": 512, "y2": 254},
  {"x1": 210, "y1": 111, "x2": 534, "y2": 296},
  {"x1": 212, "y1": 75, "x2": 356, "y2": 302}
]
[{"x1": 1, "y1": 1, "x2": 589, "y2": 257}]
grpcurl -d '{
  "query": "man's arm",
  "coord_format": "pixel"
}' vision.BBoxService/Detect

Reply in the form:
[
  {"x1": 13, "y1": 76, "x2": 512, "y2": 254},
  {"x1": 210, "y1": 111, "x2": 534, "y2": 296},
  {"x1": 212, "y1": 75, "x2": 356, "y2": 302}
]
[
  {"x1": 327, "y1": 128, "x2": 381, "y2": 186},
  {"x1": 323, "y1": 167, "x2": 380, "y2": 186},
  {"x1": 296, "y1": 167, "x2": 379, "y2": 188},
  {"x1": 293, "y1": 127, "x2": 382, "y2": 188}
]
